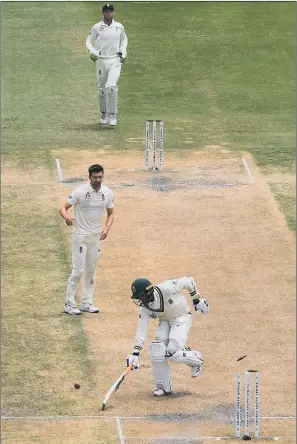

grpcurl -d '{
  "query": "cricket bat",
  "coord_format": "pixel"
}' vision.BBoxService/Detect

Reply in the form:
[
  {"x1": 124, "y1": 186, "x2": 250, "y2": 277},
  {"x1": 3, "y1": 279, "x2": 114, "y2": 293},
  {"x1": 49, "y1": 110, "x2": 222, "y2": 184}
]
[{"x1": 101, "y1": 360, "x2": 134, "y2": 411}]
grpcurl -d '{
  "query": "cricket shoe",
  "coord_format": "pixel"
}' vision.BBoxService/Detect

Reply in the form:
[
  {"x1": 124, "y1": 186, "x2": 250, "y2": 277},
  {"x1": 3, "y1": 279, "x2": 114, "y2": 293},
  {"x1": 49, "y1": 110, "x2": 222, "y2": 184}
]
[
  {"x1": 99, "y1": 112, "x2": 108, "y2": 125},
  {"x1": 191, "y1": 364, "x2": 202, "y2": 377},
  {"x1": 80, "y1": 304, "x2": 100, "y2": 313},
  {"x1": 153, "y1": 388, "x2": 171, "y2": 397},
  {"x1": 64, "y1": 304, "x2": 81, "y2": 315},
  {"x1": 109, "y1": 113, "x2": 117, "y2": 127}
]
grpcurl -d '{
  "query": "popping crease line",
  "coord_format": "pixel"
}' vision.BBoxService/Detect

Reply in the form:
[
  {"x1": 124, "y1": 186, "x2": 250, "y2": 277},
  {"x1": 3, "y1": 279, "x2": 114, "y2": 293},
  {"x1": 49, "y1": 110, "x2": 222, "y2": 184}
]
[
  {"x1": 116, "y1": 417, "x2": 125, "y2": 444},
  {"x1": 1, "y1": 415, "x2": 146, "y2": 420},
  {"x1": 3, "y1": 182, "x2": 248, "y2": 189},
  {"x1": 1, "y1": 415, "x2": 295, "y2": 421},
  {"x1": 242, "y1": 157, "x2": 255, "y2": 184},
  {"x1": 126, "y1": 437, "x2": 296, "y2": 441},
  {"x1": 55, "y1": 158, "x2": 64, "y2": 182}
]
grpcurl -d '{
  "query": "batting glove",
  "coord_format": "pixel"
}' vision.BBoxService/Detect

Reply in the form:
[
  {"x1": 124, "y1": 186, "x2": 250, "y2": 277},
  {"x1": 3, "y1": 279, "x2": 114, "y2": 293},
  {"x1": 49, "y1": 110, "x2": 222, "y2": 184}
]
[
  {"x1": 126, "y1": 350, "x2": 140, "y2": 370},
  {"x1": 193, "y1": 298, "x2": 209, "y2": 314}
]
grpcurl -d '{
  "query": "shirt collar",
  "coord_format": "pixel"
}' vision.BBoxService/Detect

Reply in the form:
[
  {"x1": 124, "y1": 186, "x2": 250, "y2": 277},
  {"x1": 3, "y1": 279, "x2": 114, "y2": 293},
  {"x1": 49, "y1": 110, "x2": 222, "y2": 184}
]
[
  {"x1": 87, "y1": 183, "x2": 106, "y2": 193},
  {"x1": 101, "y1": 19, "x2": 114, "y2": 26}
]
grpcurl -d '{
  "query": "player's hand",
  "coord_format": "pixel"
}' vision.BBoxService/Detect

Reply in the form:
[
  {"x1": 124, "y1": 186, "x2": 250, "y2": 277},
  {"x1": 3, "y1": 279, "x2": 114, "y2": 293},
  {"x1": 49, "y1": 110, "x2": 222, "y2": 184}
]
[
  {"x1": 194, "y1": 298, "x2": 209, "y2": 314},
  {"x1": 89, "y1": 51, "x2": 99, "y2": 62},
  {"x1": 65, "y1": 216, "x2": 74, "y2": 226},
  {"x1": 126, "y1": 352, "x2": 140, "y2": 370},
  {"x1": 117, "y1": 52, "x2": 125, "y2": 64},
  {"x1": 100, "y1": 228, "x2": 109, "y2": 240}
]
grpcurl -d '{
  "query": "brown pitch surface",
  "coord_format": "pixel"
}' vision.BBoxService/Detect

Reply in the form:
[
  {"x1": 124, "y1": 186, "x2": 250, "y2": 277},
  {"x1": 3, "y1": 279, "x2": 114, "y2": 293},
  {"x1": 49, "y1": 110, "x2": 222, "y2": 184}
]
[{"x1": 54, "y1": 148, "x2": 296, "y2": 441}]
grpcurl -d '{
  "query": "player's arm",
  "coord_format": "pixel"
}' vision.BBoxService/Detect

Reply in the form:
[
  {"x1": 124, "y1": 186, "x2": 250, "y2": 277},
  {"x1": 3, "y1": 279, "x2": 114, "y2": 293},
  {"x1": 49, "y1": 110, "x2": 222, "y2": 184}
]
[
  {"x1": 59, "y1": 190, "x2": 78, "y2": 226},
  {"x1": 59, "y1": 202, "x2": 74, "y2": 226},
  {"x1": 100, "y1": 207, "x2": 114, "y2": 240},
  {"x1": 127, "y1": 310, "x2": 150, "y2": 369},
  {"x1": 100, "y1": 192, "x2": 115, "y2": 240},
  {"x1": 86, "y1": 26, "x2": 100, "y2": 61},
  {"x1": 169, "y1": 277, "x2": 209, "y2": 314},
  {"x1": 105, "y1": 207, "x2": 114, "y2": 231},
  {"x1": 118, "y1": 25, "x2": 128, "y2": 61}
]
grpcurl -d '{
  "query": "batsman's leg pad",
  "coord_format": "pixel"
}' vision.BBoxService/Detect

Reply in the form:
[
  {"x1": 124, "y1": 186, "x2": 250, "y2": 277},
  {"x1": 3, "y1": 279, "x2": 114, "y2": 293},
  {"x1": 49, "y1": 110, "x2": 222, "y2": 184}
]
[
  {"x1": 149, "y1": 340, "x2": 172, "y2": 393},
  {"x1": 168, "y1": 349, "x2": 204, "y2": 367},
  {"x1": 106, "y1": 86, "x2": 118, "y2": 114}
]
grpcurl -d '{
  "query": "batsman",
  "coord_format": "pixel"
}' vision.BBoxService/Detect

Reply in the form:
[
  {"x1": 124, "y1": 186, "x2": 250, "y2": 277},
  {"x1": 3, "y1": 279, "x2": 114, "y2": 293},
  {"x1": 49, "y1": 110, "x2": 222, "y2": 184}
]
[{"x1": 127, "y1": 276, "x2": 209, "y2": 397}]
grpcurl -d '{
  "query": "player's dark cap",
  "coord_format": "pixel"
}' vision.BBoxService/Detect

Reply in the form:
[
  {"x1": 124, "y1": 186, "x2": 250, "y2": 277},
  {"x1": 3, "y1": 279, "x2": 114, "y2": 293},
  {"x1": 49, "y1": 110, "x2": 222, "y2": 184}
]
[{"x1": 102, "y1": 3, "x2": 115, "y2": 12}]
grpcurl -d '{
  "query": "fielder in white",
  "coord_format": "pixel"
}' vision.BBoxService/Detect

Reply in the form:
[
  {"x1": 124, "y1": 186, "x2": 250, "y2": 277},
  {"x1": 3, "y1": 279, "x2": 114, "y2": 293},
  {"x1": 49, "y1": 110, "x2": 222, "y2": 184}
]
[
  {"x1": 59, "y1": 164, "x2": 114, "y2": 315},
  {"x1": 127, "y1": 276, "x2": 209, "y2": 396},
  {"x1": 86, "y1": 3, "x2": 128, "y2": 127}
]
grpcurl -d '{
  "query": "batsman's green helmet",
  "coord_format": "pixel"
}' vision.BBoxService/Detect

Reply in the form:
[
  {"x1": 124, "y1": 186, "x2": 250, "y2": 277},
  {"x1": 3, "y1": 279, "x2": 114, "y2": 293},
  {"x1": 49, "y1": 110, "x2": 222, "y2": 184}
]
[{"x1": 131, "y1": 278, "x2": 154, "y2": 303}]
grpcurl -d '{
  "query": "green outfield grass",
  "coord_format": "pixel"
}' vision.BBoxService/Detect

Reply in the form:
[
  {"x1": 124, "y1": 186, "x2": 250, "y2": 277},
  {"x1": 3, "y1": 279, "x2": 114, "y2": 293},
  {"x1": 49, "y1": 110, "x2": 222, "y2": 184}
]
[
  {"x1": 1, "y1": 184, "x2": 96, "y2": 415},
  {"x1": 2, "y1": 2, "x2": 295, "y2": 165},
  {"x1": 1, "y1": 0, "x2": 295, "y2": 422}
]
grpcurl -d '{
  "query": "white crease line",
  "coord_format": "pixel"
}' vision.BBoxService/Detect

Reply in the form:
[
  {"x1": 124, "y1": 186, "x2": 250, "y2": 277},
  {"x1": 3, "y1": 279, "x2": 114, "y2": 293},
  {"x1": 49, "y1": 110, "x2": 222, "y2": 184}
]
[
  {"x1": 116, "y1": 417, "x2": 125, "y2": 444},
  {"x1": 1, "y1": 415, "x2": 295, "y2": 421},
  {"x1": 123, "y1": 437, "x2": 296, "y2": 442},
  {"x1": 1, "y1": 415, "x2": 146, "y2": 420},
  {"x1": 55, "y1": 159, "x2": 64, "y2": 182},
  {"x1": 3, "y1": 182, "x2": 243, "y2": 189},
  {"x1": 260, "y1": 416, "x2": 296, "y2": 420},
  {"x1": 242, "y1": 157, "x2": 255, "y2": 184},
  {"x1": 126, "y1": 437, "x2": 230, "y2": 441}
]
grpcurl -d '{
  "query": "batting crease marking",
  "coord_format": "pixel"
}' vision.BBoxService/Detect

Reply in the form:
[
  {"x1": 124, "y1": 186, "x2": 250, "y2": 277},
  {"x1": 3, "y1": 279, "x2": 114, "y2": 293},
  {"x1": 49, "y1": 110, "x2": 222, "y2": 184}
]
[
  {"x1": 124, "y1": 436, "x2": 295, "y2": 441},
  {"x1": 242, "y1": 157, "x2": 255, "y2": 184},
  {"x1": 116, "y1": 417, "x2": 125, "y2": 444},
  {"x1": 1, "y1": 415, "x2": 146, "y2": 420},
  {"x1": 55, "y1": 159, "x2": 64, "y2": 182},
  {"x1": 1, "y1": 415, "x2": 295, "y2": 421}
]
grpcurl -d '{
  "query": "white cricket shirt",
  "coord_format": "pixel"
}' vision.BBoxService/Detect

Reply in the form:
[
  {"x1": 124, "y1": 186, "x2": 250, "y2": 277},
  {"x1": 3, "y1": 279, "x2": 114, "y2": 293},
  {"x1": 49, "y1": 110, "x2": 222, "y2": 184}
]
[
  {"x1": 133, "y1": 277, "x2": 199, "y2": 349},
  {"x1": 86, "y1": 19, "x2": 128, "y2": 58},
  {"x1": 67, "y1": 183, "x2": 114, "y2": 235}
]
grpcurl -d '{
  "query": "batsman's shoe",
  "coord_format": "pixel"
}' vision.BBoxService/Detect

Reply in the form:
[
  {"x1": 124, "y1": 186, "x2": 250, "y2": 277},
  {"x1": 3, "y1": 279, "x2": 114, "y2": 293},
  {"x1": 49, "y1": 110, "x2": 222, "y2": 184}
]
[
  {"x1": 191, "y1": 364, "x2": 202, "y2": 378},
  {"x1": 80, "y1": 304, "x2": 100, "y2": 313},
  {"x1": 153, "y1": 388, "x2": 171, "y2": 397},
  {"x1": 99, "y1": 112, "x2": 108, "y2": 125},
  {"x1": 109, "y1": 113, "x2": 117, "y2": 127},
  {"x1": 64, "y1": 304, "x2": 81, "y2": 315}
]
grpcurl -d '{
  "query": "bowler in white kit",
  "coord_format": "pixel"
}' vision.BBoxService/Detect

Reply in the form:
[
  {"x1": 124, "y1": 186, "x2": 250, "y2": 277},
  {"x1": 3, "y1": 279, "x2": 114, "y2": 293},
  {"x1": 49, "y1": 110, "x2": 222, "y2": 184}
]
[
  {"x1": 59, "y1": 164, "x2": 114, "y2": 315},
  {"x1": 127, "y1": 276, "x2": 209, "y2": 396},
  {"x1": 86, "y1": 3, "x2": 128, "y2": 127}
]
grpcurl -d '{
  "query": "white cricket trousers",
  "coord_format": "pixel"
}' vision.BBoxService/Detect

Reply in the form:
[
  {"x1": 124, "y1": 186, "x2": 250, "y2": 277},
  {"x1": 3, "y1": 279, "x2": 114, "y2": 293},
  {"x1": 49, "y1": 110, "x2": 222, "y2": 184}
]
[
  {"x1": 155, "y1": 313, "x2": 192, "y2": 355},
  {"x1": 96, "y1": 57, "x2": 122, "y2": 115},
  {"x1": 65, "y1": 232, "x2": 101, "y2": 307}
]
